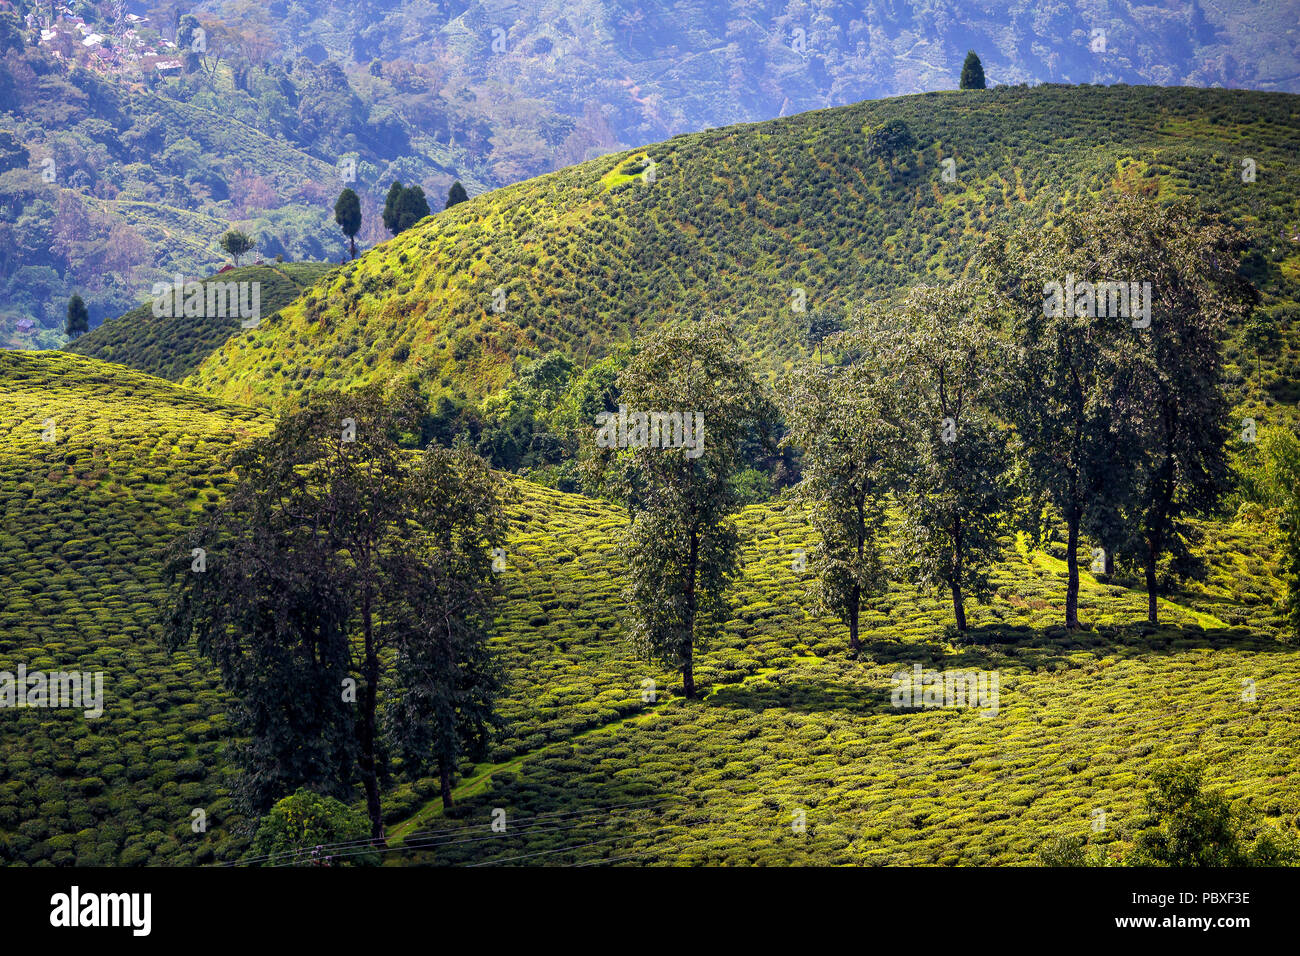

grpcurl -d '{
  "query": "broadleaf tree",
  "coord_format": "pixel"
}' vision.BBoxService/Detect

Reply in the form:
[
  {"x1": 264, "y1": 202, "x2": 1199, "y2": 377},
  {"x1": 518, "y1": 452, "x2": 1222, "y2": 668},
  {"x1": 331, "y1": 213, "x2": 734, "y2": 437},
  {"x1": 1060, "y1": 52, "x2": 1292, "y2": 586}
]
[
  {"x1": 1095, "y1": 196, "x2": 1256, "y2": 623},
  {"x1": 883, "y1": 281, "x2": 1013, "y2": 632},
  {"x1": 164, "y1": 384, "x2": 508, "y2": 840},
  {"x1": 220, "y1": 228, "x2": 255, "y2": 266},
  {"x1": 979, "y1": 201, "x2": 1141, "y2": 628},
  {"x1": 595, "y1": 317, "x2": 771, "y2": 697},
  {"x1": 784, "y1": 318, "x2": 905, "y2": 651}
]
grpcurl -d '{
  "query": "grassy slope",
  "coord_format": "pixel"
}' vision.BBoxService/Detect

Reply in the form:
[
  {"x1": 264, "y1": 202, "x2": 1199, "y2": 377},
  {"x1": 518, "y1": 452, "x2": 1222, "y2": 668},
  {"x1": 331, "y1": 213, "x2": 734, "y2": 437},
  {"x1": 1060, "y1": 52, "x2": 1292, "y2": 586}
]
[
  {"x1": 66, "y1": 263, "x2": 338, "y2": 382},
  {"x1": 186, "y1": 84, "x2": 1300, "y2": 411},
  {"x1": 2, "y1": 350, "x2": 1297, "y2": 865}
]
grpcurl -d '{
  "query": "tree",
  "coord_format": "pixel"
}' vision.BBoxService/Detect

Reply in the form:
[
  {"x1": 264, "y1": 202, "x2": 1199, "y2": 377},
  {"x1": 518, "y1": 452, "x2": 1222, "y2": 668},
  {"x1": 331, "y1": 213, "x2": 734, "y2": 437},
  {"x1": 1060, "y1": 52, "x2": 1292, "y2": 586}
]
[
  {"x1": 865, "y1": 118, "x2": 916, "y2": 165},
  {"x1": 333, "y1": 187, "x2": 361, "y2": 260},
  {"x1": 1045, "y1": 760, "x2": 1298, "y2": 866},
  {"x1": 382, "y1": 181, "x2": 431, "y2": 235},
  {"x1": 250, "y1": 788, "x2": 378, "y2": 866},
  {"x1": 65, "y1": 294, "x2": 89, "y2": 338},
  {"x1": 1101, "y1": 196, "x2": 1255, "y2": 624},
  {"x1": 1244, "y1": 427, "x2": 1300, "y2": 639},
  {"x1": 220, "y1": 229, "x2": 255, "y2": 266},
  {"x1": 595, "y1": 318, "x2": 771, "y2": 697},
  {"x1": 382, "y1": 180, "x2": 404, "y2": 234},
  {"x1": 164, "y1": 384, "x2": 508, "y2": 839},
  {"x1": 445, "y1": 180, "x2": 469, "y2": 209},
  {"x1": 1129, "y1": 762, "x2": 1251, "y2": 866},
  {"x1": 177, "y1": 14, "x2": 202, "y2": 74},
  {"x1": 979, "y1": 205, "x2": 1140, "y2": 629},
  {"x1": 960, "y1": 51, "x2": 986, "y2": 89},
  {"x1": 395, "y1": 185, "x2": 430, "y2": 232},
  {"x1": 784, "y1": 322, "x2": 904, "y2": 651},
  {"x1": 1242, "y1": 309, "x2": 1281, "y2": 383},
  {"x1": 884, "y1": 282, "x2": 1013, "y2": 631}
]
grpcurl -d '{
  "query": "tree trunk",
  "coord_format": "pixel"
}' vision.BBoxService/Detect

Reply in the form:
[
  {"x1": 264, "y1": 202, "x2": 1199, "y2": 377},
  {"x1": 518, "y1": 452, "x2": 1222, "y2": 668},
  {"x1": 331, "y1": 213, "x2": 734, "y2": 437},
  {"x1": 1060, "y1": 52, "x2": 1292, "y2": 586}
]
[
  {"x1": 850, "y1": 497, "x2": 865, "y2": 652},
  {"x1": 1145, "y1": 539, "x2": 1160, "y2": 625},
  {"x1": 682, "y1": 525, "x2": 698, "y2": 699},
  {"x1": 1145, "y1": 457, "x2": 1174, "y2": 627},
  {"x1": 1103, "y1": 549, "x2": 1114, "y2": 576},
  {"x1": 349, "y1": 236, "x2": 357, "y2": 260},
  {"x1": 951, "y1": 517, "x2": 967, "y2": 631},
  {"x1": 848, "y1": 587, "x2": 861, "y2": 652},
  {"x1": 358, "y1": 588, "x2": 386, "y2": 843},
  {"x1": 1065, "y1": 511, "x2": 1081, "y2": 629},
  {"x1": 439, "y1": 763, "x2": 454, "y2": 810}
]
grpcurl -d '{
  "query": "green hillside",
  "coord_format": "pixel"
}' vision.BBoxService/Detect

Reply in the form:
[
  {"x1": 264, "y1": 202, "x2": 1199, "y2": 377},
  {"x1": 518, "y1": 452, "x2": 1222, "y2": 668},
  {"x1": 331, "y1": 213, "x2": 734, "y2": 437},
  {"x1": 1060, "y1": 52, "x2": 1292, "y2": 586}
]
[
  {"x1": 2, "y1": 350, "x2": 1298, "y2": 865},
  {"x1": 0, "y1": 350, "x2": 267, "y2": 864},
  {"x1": 186, "y1": 84, "x2": 1300, "y2": 411},
  {"x1": 65, "y1": 262, "x2": 337, "y2": 382},
  {"x1": 5, "y1": 84, "x2": 1300, "y2": 867}
]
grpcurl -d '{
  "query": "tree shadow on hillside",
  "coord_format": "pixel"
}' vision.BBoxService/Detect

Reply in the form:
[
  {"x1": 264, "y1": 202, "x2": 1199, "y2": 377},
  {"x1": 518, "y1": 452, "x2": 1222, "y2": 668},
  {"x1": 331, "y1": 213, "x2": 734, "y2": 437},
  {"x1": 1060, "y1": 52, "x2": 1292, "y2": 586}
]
[
  {"x1": 705, "y1": 677, "x2": 894, "y2": 717},
  {"x1": 849, "y1": 622, "x2": 1296, "y2": 677},
  {"x1": 405, "y1": 773, "x2": 683, "y2": 867}
]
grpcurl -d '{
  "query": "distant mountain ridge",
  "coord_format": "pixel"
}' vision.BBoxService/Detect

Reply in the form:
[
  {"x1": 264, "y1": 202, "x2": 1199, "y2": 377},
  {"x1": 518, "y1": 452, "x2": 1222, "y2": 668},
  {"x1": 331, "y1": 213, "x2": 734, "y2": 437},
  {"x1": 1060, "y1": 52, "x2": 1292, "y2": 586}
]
[{"x1": 5, "y1": 0, "x2": 1299, "y2": 339}]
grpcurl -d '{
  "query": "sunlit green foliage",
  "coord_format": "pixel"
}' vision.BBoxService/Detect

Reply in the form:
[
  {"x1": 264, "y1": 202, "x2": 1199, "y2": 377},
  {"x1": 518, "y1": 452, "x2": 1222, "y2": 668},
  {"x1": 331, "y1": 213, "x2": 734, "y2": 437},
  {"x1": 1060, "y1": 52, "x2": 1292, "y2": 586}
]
[
  {"x1": 187, "y1": 86, "x2": 1300, "y2": 416},
  {"x1": 3, "y1": 350, "x2": 1298, "y2": 866}
]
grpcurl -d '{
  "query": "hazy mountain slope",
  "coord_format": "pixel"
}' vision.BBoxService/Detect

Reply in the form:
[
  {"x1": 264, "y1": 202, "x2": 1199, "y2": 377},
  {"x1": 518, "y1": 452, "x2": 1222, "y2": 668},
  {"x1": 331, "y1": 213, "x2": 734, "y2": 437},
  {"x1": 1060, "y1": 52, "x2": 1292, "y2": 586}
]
[
  {"x1": 186, "y1": 84, "x2": 1300, "y2": 410},
  {"x1": 66, "y1": 262, "x2": 337, "y2": 381},
  {"x1": 0, "y1": 12, "x2": 485, "y2": 338},
  {"x1": 204, "y1": 0, "x2": 1300, "y2": 149}
]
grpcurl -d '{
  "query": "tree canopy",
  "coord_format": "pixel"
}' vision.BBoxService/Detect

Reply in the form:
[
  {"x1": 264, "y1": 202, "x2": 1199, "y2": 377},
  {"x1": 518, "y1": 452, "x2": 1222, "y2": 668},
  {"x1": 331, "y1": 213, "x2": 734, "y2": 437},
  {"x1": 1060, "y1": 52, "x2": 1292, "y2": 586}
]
[{"x1": 960, "y1": 51, "x2": 986, "y2": 90}]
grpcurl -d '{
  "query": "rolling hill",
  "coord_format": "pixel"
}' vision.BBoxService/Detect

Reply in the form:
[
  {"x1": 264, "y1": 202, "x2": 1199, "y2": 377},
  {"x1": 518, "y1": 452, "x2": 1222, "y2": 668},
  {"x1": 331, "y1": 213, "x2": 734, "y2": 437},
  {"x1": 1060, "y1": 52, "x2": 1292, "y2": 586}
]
[
  {"x1": 65, "y1": 262, "x2": 337, "y2": 382},
  {"x1": 184, "y1": 83, "x2": 1300, "y2": 415},
  {"x1": 3, "y1": 81, "x2": 1300, "y2": 866},
  {"x1": 2, "y1": 348, "x2": 1297, "y2": 865}
]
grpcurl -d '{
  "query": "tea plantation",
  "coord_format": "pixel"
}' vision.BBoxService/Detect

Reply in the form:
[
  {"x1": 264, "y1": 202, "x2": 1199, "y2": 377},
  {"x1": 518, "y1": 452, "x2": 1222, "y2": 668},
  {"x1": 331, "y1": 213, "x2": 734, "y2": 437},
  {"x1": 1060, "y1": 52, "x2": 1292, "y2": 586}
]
[
  {"x1": 4, "y1": 350, "x2": 1296, "y2": 865},
  {"x1": 65, "y1": 263, "x2": 338, "y2": 383},
  {"x1": 0, "y1": 350, "x2": 267, "y2": 864},
  {"x1": 185, "y1": 84, "x2": 1300, "y2": 411},
  {"x1": 387, "y1": 500, "x2": 1300, "y2": 866}
]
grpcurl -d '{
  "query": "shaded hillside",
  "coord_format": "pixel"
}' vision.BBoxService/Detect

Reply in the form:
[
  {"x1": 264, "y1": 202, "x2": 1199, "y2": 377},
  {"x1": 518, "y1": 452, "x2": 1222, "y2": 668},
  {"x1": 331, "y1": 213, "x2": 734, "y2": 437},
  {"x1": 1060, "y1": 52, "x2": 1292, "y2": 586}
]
[
  {"x1": 186, "y1": 84, "x2": 1300, "y2": 411},
  {"x1": 66, "y1": 262, "x2": 337, "y2": 381}
]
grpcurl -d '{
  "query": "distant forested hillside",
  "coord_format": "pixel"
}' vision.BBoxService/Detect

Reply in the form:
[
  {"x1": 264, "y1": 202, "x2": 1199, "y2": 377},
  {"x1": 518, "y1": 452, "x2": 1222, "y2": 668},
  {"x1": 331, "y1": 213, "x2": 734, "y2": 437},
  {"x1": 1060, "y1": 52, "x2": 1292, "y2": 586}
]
[
  {"x1": 199, "y1": 0, "x2": 1300, "y2": 148},
  {"x1": 5, "y1": 0, "x2": 1300, "y2": 342}
]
